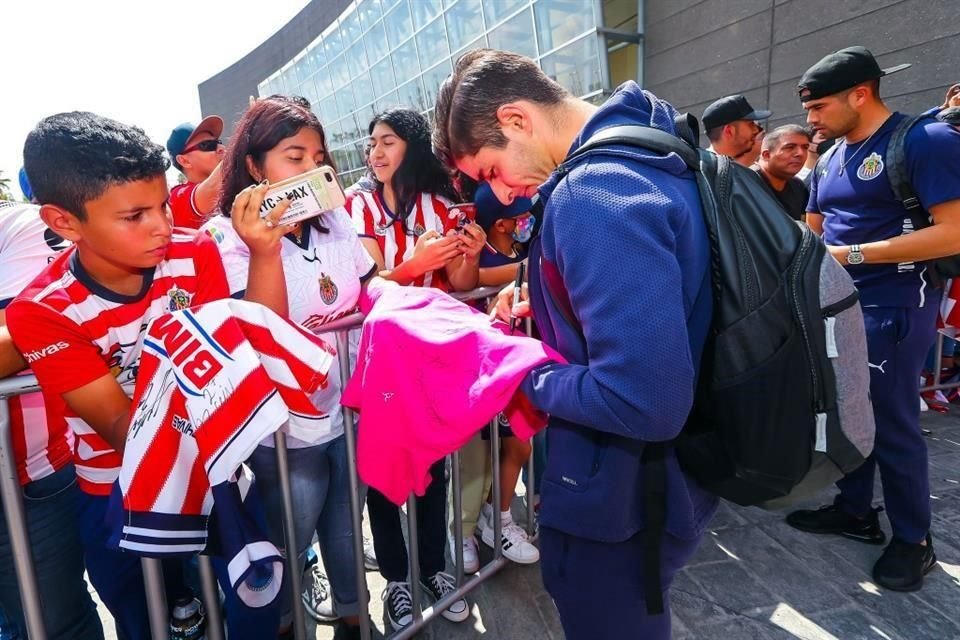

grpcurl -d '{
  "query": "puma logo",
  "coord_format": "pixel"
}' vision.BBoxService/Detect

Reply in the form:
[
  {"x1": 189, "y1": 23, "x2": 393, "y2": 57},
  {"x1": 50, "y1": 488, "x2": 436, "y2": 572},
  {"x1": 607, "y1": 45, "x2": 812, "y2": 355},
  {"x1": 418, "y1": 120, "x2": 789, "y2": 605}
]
[
  {"x1": 868, "y1": 360, "x2": 888, "y2": 374},
  {"x1": 383, "y1": 392, "x2": 395, "y2": 402}
]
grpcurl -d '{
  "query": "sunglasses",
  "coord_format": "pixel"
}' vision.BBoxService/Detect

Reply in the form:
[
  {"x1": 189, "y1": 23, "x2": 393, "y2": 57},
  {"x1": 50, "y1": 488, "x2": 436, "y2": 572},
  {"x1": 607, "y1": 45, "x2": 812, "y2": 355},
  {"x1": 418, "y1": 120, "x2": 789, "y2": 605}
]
[{"x1": 182, "y1": 139, "x2": 222, "y2": 154}]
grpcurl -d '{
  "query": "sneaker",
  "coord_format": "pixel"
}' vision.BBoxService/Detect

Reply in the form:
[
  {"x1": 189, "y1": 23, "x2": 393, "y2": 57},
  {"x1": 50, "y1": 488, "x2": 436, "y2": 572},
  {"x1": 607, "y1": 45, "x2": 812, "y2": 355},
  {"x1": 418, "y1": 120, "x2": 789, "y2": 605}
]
[
  {"x1": 481, "y1": 519, "x2": 540, "y2": 564},
  {"x1": 301, "y1": 565, "x2": 339, "y2": 622},
  {"x1": 448, "y1": 533, "x2": 480, "y2": 574},
  {"x1": 873, "y1": 533, "x2": 937, "y2": 591},
  {"x1": 785, "y1": 503, "x2": 886, "y2": 545},
  {"x1": 420, "y1": 571, "x2": 469, "y2": 623},
  {"x1": 363, "y1": 536, "x2": 379, "y2": 572},
  {"x1": 382, "y1": 581, "x2": 413, "y2": 631}
]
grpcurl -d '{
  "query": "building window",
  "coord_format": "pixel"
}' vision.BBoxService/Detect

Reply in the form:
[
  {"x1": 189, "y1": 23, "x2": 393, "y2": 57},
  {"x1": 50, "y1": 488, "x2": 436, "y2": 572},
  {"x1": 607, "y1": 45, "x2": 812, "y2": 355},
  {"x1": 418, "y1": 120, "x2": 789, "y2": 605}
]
[
  {"x1": 483, "y1": 0, "x2": 528, "y2": 28},
  {"x1": 383, "y1": 0, "x2": 413, "y2": 49},
  {"x1": 488, "y1": 7, "x2": 536, "y2": 60},
  {"x1": 540, "y1": 33, "x2": 602, "y2": 97},
  {"x1": 416, "y1": 16, "x2": 450, "y2": 71},
  {"x1": 445, "y1": 0, "x2": 484, "y2": 53},
  {"x1": 534, "y1": 0, "x2": 597, "y2": 54},
  {"x1": 411, "y1": 0, "x2": 443, "y2": 30}
]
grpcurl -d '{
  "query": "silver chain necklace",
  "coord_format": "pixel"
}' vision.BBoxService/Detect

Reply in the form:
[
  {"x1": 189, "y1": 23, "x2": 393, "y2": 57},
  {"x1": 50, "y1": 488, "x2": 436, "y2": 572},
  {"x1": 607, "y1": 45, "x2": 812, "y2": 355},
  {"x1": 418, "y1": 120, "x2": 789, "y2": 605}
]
[{"x1": 838, "y1": 115, "x2": 892, "y2": 176}]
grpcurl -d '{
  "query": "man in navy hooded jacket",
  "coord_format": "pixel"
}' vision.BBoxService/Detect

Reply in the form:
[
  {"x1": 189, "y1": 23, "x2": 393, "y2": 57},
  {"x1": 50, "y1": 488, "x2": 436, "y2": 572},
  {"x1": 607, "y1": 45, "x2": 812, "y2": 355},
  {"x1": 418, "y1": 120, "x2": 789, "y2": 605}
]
[{"x1": 434, "y1": 49, "x2": 717, "y2": 639}]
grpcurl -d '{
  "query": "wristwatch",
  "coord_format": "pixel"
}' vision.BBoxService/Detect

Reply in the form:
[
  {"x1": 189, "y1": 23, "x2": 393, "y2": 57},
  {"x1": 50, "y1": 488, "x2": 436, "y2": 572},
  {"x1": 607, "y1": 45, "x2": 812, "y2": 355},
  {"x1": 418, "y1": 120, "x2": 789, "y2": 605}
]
[{"x1": 847, "y1": 244, "x2": 865, "y2": 265}]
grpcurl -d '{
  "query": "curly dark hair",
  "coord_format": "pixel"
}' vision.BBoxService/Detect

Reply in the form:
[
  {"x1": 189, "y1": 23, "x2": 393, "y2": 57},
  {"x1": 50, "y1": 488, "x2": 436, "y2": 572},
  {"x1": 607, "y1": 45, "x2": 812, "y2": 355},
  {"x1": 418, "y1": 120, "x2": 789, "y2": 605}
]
[
  {"x1": 23, "y1": 111, "x2": 169, "y2": 220},
  {"x1": 217, "y1": 96, "x2": 335, "y2": 234},
  {"x1": 361, "y1": 108, "x2": 458, "y2": 231}
]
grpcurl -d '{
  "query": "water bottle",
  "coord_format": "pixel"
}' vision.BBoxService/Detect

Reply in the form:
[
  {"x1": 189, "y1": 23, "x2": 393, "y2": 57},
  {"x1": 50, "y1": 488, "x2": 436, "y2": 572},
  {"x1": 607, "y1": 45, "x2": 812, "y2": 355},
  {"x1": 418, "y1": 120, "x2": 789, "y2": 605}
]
[{"x1": 169, "y1": 590, "x2": 206, "y2": 640}]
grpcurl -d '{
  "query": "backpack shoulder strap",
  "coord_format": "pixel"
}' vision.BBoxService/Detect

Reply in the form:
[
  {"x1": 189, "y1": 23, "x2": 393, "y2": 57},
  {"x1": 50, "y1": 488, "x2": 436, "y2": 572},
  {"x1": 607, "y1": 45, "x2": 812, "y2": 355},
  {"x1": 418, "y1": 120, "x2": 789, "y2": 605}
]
[
  {"x1": 562, "y1": 124, "x2": 700, "y2": 173},
  {"x1": 887, "y1": 114, "x2": 935, "y2": 226}
]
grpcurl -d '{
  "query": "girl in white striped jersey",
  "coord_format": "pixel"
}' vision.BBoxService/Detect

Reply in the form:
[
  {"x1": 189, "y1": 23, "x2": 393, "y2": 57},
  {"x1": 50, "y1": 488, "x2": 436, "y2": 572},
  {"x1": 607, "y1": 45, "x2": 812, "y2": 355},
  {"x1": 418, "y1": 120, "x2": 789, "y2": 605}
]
[{"x1": 346, "y1": 108, "x2": 485, "y2": 631}]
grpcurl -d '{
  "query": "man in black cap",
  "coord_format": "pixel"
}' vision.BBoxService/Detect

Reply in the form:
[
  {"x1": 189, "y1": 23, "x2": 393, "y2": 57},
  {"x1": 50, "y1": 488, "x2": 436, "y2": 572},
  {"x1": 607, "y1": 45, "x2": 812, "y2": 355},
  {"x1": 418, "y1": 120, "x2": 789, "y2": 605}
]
[
  {"x1": 702, "y1": 94, "x2": 771, "y2": 163},
  {"x1": 786, "y1": 46, "x2": 960, "y2": 592}
]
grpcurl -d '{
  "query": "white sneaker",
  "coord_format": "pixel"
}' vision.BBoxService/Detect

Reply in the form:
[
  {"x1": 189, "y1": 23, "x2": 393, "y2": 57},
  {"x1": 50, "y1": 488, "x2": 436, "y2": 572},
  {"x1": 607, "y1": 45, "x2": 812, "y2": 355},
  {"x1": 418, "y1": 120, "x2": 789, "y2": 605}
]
[
  {"x1": 481, "y1": 519, "x2": 540, "y2": 564},
  {"x1": 448, "y1": 533, "x2": 480, "y2": 574}
]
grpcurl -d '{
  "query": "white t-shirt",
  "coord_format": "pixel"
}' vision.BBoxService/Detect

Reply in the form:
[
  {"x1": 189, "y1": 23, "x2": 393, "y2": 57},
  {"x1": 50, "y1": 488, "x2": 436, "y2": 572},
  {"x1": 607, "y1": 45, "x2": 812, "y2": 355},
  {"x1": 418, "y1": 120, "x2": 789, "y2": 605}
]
[
  {"x1": 0, "y1": 202, "x2": 71, "y2": 308},
  {"x1": 202, "y1": 208, "x2": 376, "y2": 446}
]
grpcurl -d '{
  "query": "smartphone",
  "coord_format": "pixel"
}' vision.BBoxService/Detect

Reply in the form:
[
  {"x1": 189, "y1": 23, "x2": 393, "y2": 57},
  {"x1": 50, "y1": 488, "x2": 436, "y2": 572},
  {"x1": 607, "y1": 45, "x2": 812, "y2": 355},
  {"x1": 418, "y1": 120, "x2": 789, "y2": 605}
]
[
  {"x1": 448, "y1": 203, "x2": 477, "y2": 233},
  {"x1": 259, "y1": 166, "x2": 346, "y2": 226}
]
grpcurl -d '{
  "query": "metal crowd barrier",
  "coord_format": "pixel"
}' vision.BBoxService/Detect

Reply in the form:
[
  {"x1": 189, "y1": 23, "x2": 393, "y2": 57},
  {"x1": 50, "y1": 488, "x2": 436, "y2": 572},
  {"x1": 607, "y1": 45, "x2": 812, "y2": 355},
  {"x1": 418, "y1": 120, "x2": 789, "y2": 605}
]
[
  {"x1": 0, "y1": 285, "x2": 538, "y2": 640},
  {"x1": 920, "y1": 332, "x2": 960, "y2": 393}
]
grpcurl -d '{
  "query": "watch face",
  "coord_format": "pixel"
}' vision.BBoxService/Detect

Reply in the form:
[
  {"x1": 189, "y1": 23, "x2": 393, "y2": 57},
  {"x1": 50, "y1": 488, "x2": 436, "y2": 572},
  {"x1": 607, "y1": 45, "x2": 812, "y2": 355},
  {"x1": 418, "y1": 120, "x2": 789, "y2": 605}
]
[{"x1": 848, "y1": 251, "x2": 865, "y2": 265}]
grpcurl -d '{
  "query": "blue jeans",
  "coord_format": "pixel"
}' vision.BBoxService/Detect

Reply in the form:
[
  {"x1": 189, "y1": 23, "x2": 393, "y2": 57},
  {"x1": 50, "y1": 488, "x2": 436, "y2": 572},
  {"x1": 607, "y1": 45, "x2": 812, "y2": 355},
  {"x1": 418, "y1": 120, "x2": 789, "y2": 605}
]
[
  {"x1": 249, "y1": 435, "x2": 359, "y2": 621},
  {"x1": 0, "y1": 464, "x2": 103, "y2": 639}
]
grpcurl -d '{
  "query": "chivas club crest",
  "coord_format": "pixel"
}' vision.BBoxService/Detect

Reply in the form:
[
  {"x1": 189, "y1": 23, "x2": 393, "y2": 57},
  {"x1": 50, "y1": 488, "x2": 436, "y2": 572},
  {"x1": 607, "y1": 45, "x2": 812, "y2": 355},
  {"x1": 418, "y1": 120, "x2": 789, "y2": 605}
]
[
  {"x1": 413, "y1": 223, "x2": 426, "y2": 236},
  {"x1": 857, "y1": 152, "x2": 884, "y2": 181},
  {"x1": 167, "y1": 287, "x2": 193, "y2": 312},
  {"x1": 319, "y1": 273, "x2": 339, "y2": 305}
]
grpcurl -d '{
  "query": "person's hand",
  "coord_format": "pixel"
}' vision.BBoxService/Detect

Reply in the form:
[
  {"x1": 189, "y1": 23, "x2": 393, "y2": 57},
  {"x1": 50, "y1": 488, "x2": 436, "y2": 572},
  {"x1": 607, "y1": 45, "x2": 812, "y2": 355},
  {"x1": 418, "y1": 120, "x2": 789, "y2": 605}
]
[
  {"x1": 489, "y1": 282, "x2": 530, "y2": 323},
  {"x1": 449, "y1": 222, "x2": 486, "y2": 260},
  {"x1": 412, "y1": 230, "x2": 462, "y2": 272},
  {"x1": 231, "y1": 182, "x2": 295, "y2": 256},
  {"x1": 941, "y1": 83, "x2": 960, "y2": 110}
]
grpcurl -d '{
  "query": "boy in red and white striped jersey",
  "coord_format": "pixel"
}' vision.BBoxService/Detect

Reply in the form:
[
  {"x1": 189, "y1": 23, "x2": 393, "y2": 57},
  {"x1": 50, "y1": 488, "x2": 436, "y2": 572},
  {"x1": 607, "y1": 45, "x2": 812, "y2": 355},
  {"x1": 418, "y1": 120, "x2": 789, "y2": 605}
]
[{"x1": 6, "y1": 112, "x2": 292, "y2": 639}]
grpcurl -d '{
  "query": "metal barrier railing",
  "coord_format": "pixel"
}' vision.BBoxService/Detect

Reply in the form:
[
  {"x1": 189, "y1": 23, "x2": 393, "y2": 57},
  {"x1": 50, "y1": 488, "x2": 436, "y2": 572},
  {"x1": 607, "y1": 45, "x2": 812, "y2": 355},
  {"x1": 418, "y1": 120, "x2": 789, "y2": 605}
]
[
  {"x1": 0, "y1": 285, "x2": 537, "y2": 640},
  {"x1": 920, "y1": 332, "x2": 960, "y2": 393}
]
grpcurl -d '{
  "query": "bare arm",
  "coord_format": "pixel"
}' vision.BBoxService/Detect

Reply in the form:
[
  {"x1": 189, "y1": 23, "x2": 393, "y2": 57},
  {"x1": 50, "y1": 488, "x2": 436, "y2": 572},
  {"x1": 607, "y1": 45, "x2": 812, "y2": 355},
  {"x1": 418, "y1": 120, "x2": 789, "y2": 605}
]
[
  {"x1": 0, "y1": 311, "x2": 27, "y2": 379},
  {"x1": 825, "y1": 199, "x2": 960, "y2": 265},
  {"x1": 61, "y1": 373, "x2": 133, "y2": 454},
  {"x1": 806, "y1": 212, "x2": 824, "y2": 236},
  {"x1": 479, "y1": 262, "x2": 521, "y2": 287},
  {"x1": 192, "y1": 162, "x2": 224, "y2": 216}
]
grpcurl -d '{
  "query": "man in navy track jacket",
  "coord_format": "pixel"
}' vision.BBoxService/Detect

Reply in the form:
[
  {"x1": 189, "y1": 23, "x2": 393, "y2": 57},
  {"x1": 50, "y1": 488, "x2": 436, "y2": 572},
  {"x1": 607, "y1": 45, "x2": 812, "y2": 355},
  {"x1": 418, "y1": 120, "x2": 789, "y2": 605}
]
[{"x1": 434, "y1": 49, "x2": 717, "y2": 639}]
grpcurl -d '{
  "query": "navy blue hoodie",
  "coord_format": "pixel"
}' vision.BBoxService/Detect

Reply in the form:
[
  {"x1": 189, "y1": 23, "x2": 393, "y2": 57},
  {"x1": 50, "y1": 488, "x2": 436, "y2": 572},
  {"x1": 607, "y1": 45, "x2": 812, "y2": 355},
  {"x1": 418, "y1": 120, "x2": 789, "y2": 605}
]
[{"x1": 520, "y1": 82, "x2": 718, "y2": 542}]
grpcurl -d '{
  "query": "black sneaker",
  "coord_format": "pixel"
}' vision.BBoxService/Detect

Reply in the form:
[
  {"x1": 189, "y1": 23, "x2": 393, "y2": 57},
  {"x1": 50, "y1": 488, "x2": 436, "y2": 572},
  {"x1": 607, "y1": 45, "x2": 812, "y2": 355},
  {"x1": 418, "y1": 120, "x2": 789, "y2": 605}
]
[
  {"x1": 419, "y1": 571, "x2": 469, "y2": 622},
  {"x1": 873, "y1": 533, "x2": 937, "y2": 591},
  {"x1": 332, "y1": 621, "x2": 372, "y2": 640},
  {"x1": 785, "y1": 503, "x2": 886, "y2": 545},
  {"x1": 381, "y1": 581, "x2": 413, "y2": 631}
]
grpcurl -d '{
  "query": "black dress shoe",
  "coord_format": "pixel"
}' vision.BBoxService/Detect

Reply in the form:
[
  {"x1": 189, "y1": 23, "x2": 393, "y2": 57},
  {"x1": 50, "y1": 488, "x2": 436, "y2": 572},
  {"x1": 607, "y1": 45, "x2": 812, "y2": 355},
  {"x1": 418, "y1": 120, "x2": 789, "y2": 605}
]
[
  {"x1": 873, "y1": 533, "x2": 937, "y2": 591},
  {"x1": 785, "y1": 503, "x2": 886, "y2": 545}
]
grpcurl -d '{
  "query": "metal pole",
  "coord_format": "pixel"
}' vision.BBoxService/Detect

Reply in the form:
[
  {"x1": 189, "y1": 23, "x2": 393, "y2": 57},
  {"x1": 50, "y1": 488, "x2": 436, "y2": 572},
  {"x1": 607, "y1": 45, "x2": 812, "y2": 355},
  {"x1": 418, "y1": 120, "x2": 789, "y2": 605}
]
[
  {"x1": 0, "y1": 396, "x2": 46, "y2": 640},
  {"x1": 142, "y1": 557, "x2": 170, "y2": 639},
  {"x1": 405, "y1": 493, "x2": 422, "y2": 622},
  {"x1": 933, "y1": 332, "x2": 945, "y2": 388},
  {"x1": 197, "y1": 554, "x2": 225, "y2": 640},
  {"x1": 274, "y1": 432, "x2": 307, "y2": 640},
  {"x1": 451, "y1": 450, "x2": 465, "y2": 586},
  {"x1": 335, "y1": 330, "x2": 372, "y2": 640},
  {"x1": 490, "y1": 418, "x2": 502, "y2": 560}
]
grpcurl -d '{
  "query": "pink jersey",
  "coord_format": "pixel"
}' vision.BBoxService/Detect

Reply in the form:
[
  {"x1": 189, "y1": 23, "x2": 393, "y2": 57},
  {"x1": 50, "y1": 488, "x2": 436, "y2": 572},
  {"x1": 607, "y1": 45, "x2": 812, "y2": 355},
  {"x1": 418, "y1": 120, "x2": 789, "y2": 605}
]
[
  {"x1": 346, "y1": 188, "x2": 463, "y2": 290},
  {"x1": 341, "y1": 279, "x2": 563, "y2": 504},
  {"x1": 5, "y1": 230, "x2": 230, "y2": 495}
]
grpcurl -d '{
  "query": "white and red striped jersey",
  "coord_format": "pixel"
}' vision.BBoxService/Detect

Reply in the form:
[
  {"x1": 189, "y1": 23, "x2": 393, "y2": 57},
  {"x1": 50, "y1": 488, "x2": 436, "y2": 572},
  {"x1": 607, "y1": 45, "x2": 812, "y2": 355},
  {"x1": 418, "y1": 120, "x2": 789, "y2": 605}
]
[
  {"x1": 0, "y1": 202, "x2": 73, "y2": 485},
  {"x1": 202, "y1": 209, "x2": 375, "y2": 446},
  {"x1": 346, "y1": 188, "x2": 460, "y2": 290},
  {"x1": 110, "y1": 300, "x2": 334, "y2": 607},
  {"x1": 5, "y1": 229, "x2": 230, "y2": 495}
]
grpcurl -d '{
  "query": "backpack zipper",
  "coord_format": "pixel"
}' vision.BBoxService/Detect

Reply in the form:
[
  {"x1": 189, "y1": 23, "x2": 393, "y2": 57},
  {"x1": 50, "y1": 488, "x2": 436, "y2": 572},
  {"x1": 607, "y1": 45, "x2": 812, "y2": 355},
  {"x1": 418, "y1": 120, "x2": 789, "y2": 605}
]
[
  {"x1": 790, "y1": 229, "x2": 822, "y2": 411},
  {"x1": 821, "y1": 291, "x2": 860, "y2": 318}
]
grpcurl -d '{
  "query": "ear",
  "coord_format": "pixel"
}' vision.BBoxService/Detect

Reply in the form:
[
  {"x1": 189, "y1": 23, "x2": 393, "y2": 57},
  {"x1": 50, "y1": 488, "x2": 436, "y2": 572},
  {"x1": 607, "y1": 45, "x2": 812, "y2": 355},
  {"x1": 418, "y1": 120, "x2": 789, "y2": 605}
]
[
  {"x1": 760, "y1": 148, "x2": 771, "y2": 161},
  {"x1": 39, "y1": 204, "x2": 83, "y2": 242},
  {"x1": 176, "y1": 153, "x2": 190, "y2": 171},
  {"x1": 494, "y1": 219, "x2": 510, "y2": 233},
  {"x1": 245, "y1": 155, "x2": 262, "y2": 182},
  {"x1": 495, "y1": 103, "x2": 532, "y2": 137}
]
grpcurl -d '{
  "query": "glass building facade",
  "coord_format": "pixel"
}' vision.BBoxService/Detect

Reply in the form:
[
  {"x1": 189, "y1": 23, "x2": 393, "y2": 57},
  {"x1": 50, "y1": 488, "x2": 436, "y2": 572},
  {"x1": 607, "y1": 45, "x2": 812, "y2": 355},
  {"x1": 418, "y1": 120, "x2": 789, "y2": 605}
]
[{"x1": 256, "y1": 0, "x2": 626, "y2": 187}]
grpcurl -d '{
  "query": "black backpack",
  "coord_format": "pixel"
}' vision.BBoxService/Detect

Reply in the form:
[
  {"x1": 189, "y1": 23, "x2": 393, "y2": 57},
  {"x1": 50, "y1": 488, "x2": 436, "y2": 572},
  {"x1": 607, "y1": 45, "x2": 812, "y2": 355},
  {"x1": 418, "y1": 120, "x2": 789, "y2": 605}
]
[
  {"x1": 818, "y1": 114, "x2": 960, "y2": 281},
  {"x1": 547, "y1": 122, "x2": 876, "y2": 613}
]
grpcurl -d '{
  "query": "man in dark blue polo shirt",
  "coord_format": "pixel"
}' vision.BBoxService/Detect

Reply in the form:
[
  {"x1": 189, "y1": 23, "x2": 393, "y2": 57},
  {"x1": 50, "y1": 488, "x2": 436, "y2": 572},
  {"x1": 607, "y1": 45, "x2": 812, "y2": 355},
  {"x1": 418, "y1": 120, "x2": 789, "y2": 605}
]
[{"x1": 786, "y1": 46, "x2": 960, "y2": 592}]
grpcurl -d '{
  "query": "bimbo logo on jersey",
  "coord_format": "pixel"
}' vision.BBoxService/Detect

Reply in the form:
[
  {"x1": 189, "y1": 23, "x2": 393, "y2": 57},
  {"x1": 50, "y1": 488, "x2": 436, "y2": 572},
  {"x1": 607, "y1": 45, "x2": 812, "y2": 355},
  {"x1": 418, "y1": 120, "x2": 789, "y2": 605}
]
[{"x1": 147, "y1": 312, "x2": 234, "y2": 395}]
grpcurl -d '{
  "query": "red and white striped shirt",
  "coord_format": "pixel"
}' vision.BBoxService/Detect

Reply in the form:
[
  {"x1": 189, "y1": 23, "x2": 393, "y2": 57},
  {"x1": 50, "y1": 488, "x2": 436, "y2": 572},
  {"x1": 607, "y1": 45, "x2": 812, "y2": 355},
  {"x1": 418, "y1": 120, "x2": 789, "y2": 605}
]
[
  {"x1": 0, "y1": 202, "x2": 73, "y2": 485},
  {"x1": 5, "y1": 230, "x2": 230, "y2": 495},
  {"x1": 346, "y1": 188, "x2": 460, "y2": 290}
]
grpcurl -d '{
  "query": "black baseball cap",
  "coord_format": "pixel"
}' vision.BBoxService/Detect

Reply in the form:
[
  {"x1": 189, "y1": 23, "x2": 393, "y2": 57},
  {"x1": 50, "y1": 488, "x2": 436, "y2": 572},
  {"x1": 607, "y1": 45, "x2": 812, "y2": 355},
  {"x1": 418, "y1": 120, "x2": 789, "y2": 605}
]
[
  {"x1": 702, "y1": 95, "x2": 772, "y2": 133},
  {"x1": 798, "y1": 46, "x2": 911, "y2": 102}
]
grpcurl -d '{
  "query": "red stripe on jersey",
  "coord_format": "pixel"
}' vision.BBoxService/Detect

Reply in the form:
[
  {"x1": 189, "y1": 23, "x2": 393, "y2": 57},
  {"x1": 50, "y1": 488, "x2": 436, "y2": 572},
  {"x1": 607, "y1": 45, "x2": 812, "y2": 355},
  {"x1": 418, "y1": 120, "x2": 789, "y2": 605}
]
[
  {"x1": 194, "y1": 371, "x2": 277, "y2": 467},
  {"x1": 125, "y1": 383, "x2": 184, "y2": 512},
  {"x1": 239, "y1": 318, "x2": 331, "y2": 394},
  {"x1": 182, "y1": 445, "x2": 210, "y2": 515}
]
